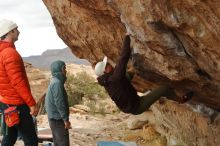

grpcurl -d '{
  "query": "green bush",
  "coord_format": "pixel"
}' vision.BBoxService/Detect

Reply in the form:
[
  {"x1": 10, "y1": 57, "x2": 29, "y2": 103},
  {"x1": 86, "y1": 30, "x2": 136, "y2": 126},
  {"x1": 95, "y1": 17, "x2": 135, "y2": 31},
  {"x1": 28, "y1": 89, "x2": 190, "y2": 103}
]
[
  {"x1": 65, "y1": 72, "x2": 107, "y2": 107},
  {"x1": 85, "y1": 100, "x2": 107, "y2": 116}
]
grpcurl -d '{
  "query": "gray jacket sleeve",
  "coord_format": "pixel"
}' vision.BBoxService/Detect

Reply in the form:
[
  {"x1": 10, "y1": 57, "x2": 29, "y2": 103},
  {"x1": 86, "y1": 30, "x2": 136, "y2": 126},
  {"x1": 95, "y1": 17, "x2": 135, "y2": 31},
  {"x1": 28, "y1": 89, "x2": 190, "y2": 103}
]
[{"x1": 52, "y1": 82, "x2": 69, "y2": 121}]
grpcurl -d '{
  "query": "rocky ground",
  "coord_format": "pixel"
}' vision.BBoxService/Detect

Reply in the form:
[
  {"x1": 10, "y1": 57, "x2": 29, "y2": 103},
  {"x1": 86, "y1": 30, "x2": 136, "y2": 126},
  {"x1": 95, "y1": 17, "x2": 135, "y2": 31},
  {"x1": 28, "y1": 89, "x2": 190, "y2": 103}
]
[{"x1": 14, "y1": 109, "x2": 167, "y2": 146}]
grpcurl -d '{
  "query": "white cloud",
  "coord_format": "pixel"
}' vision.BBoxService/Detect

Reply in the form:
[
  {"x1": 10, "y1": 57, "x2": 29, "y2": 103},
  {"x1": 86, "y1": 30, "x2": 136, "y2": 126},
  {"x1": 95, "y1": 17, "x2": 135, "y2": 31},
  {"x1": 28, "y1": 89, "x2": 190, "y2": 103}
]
[{"x1": 0, "y1": 0, "x2": 67, "y2": 57}]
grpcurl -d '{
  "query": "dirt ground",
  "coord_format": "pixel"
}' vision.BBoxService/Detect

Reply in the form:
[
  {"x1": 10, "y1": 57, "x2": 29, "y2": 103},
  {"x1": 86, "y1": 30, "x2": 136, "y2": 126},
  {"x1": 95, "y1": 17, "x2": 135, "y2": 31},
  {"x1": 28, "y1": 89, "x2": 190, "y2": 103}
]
[{"x1": 13, "y1": 112, "x2": 137, "y2": 146}]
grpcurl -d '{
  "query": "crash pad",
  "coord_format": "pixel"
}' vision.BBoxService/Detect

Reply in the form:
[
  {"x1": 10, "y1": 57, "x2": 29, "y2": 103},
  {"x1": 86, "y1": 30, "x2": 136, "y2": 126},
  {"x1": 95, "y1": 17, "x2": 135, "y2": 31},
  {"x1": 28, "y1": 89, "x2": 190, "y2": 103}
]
[{"x1": 97, "y1": 141, "x2": 137, "y2": 146}]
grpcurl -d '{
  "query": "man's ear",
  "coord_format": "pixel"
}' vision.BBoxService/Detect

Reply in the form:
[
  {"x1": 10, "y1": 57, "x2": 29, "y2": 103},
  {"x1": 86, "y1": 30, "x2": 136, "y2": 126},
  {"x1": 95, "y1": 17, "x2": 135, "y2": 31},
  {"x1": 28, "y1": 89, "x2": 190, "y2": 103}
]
[
  {"x1": 104, "y1": 64, "x2": 108, "y2": 72},
  {"x1": 104, "y1": 64, "x2": 111, "y2": 73}
]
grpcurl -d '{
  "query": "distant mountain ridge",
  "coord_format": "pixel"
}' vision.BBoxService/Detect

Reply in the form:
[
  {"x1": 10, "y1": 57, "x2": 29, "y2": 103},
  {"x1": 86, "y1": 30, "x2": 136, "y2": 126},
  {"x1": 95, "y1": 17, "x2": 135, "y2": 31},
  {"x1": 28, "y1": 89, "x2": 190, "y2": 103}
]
[{"x1": 23, "y1": 48, "x2": 90, "y2": 69}]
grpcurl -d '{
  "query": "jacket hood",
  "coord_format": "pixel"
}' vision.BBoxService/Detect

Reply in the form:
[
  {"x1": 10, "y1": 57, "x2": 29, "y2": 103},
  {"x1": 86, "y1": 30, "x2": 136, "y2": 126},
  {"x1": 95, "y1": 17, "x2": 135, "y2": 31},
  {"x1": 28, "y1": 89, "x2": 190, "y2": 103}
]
[
  {"x1": 50, "y1": 60, "x2": 66, "y2": 83},
  {"x1": 97, "y1": 72, "x2": 112, "y2": 86},
  {"x1": 0, "y1": 41, "x2": 15, "y2": 52}
]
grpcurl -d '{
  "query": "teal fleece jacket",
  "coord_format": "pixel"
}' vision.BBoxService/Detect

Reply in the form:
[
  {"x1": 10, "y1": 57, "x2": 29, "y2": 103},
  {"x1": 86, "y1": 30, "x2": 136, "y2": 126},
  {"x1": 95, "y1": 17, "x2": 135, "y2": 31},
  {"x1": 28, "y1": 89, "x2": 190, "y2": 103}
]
[{"x1": 45, "y1": 60, "x2": 69, "y2": 121}]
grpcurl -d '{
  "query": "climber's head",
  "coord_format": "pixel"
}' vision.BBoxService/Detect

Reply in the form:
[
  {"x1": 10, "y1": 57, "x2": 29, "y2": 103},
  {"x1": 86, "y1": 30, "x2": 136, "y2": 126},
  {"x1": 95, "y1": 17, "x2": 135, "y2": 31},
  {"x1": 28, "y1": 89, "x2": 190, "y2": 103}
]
[{"x1": 94, "y1": 56, "x2": 114, "y2": 76}]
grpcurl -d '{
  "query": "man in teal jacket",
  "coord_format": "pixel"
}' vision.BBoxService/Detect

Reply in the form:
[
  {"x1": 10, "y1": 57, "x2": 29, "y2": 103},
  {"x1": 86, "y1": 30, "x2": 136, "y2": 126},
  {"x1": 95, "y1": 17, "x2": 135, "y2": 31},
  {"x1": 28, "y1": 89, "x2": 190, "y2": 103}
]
[{"x1": 45, "y1": 60, "x2": 71, "y2": 146}]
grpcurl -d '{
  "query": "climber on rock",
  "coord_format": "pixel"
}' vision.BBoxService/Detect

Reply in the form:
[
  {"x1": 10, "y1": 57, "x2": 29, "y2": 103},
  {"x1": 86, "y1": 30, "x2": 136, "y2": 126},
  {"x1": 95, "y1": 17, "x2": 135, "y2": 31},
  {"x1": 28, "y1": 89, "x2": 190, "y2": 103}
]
[{"x1": 94, "y1": 35, "x2": 193, "y2": 115}]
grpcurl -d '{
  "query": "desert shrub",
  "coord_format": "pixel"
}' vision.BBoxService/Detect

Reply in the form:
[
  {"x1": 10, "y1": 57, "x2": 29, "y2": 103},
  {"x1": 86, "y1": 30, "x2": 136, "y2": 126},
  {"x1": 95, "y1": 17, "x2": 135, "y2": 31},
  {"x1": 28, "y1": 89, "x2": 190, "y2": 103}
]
[
  {"x1": 65, "y1": 72, "x2": 108, "y2": 107},
  {"x1": 68, "y1": 91, "x2": 84, "y2": 107},
  {"x1": 85, "y1": 100, "x2": 107, "y2": 116},
  {"x1": 98, "y1": 102, "x2": 106, "y2": 116},
  {"x1": 85, "y1": 100, "x2": 96, "y2": 114}
]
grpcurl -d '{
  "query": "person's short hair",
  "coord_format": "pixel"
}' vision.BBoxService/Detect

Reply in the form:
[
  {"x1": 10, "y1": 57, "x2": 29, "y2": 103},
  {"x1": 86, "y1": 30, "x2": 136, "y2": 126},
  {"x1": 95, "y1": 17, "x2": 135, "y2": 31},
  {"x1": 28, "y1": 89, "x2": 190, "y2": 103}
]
[{"x1": 0, "y1": 33, "x2": 8, "y2": 40}]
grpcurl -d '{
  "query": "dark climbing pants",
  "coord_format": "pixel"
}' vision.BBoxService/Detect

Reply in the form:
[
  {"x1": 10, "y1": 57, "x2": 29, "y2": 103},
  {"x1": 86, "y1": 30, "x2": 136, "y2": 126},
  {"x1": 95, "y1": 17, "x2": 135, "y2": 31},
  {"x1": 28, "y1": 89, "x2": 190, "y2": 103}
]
[
  {"x1": 132, "y1": 85, "x2": 177, "y2": 115},
  {"x1": 1, "y1": 104, "x2": 38, "y2": 146},
  {"x1": 48, "y1": 119, "x2": 70, "y2": 146}
]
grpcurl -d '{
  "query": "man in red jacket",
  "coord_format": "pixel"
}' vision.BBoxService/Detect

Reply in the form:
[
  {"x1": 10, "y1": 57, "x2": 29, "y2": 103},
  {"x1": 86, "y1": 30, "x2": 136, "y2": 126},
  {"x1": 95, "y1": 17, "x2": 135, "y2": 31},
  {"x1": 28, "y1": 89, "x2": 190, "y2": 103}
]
[{"x1": 0, "y1": 19, "x2": 38, "y2": 146}]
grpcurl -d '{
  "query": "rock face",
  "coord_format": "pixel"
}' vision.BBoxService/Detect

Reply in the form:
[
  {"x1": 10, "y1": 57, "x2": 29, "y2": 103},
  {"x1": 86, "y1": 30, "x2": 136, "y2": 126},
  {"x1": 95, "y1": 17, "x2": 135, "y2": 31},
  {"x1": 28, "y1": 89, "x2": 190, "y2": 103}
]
[
  {"x1": 152, "y1": 101, "x2": 220, "y2": 146},
  {"x1": 42, "y1": 0, "x2": 220, "y2": 109}
]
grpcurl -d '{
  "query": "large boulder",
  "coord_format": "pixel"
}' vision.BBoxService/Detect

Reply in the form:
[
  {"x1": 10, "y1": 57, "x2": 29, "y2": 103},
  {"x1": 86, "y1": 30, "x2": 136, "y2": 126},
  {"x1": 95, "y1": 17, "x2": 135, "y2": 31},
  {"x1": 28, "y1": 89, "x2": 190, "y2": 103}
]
[{"x1": 42, "y1": 0, "x2": 220, "y2": 109}]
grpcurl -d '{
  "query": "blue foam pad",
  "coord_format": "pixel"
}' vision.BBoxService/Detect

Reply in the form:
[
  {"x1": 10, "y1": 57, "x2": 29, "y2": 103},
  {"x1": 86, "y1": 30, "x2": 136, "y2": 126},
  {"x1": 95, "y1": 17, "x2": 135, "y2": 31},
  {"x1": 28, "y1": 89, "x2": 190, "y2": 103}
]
[{"x1": 97, "y1": 141, "x2": 137, "y2": 146}]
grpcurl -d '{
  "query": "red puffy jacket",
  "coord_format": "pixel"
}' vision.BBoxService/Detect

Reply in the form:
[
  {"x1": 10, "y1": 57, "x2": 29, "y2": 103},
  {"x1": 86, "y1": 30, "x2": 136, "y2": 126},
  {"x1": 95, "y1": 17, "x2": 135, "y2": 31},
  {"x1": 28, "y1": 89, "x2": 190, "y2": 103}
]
[{"x1": 0, "y1": 41, "x2": 36, "y2": 107}]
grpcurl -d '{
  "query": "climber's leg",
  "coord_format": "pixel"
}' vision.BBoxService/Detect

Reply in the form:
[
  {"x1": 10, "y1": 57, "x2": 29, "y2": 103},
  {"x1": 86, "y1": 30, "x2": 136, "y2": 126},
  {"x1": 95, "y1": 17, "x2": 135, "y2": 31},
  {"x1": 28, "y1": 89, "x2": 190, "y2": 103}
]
[
  {"x1": 180, "y1": 91, "x2": 194, "y2": 103},
  {"x1": 164, "y1": 87, "x2": 194, "y2": 103},
  {"x1": 133, "y1": 85, "x2": 170, "y2": 115}
]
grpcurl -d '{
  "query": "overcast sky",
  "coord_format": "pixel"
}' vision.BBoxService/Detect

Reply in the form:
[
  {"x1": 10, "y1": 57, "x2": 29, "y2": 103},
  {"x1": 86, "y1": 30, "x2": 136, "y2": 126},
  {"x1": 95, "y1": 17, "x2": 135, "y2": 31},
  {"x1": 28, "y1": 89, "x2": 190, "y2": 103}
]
[{"x1": 0, "y1": 0, "x2": 67, "y2": 57}]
